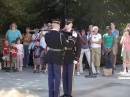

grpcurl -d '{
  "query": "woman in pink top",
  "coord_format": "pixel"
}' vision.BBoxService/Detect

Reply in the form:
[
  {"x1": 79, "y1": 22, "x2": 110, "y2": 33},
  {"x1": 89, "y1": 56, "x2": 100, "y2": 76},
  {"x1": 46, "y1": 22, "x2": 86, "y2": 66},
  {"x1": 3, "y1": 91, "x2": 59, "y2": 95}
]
[{"x1": 120, "y1": 29, "x2": 130, "y2": 75}]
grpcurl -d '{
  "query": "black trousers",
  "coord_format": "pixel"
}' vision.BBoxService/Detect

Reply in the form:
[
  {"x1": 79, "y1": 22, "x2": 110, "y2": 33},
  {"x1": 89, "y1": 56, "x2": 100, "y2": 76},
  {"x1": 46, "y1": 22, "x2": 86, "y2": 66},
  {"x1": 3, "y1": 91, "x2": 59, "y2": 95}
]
[{"x1": 104, "y1": 50, "x2": 114, "y2": 69}]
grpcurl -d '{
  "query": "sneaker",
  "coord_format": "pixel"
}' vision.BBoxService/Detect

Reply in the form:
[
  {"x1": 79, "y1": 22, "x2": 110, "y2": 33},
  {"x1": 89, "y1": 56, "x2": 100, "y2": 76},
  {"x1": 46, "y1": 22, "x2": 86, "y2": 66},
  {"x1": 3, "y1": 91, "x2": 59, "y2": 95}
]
[
  {"x1": 97, "y1": 70, "x2": 100, "y2": 74},
  {"x1": 43, "y1": 69, "x2": 47, "y2": 73},
  {"x1": 34, "y1": 70, "x2": 36, "y2": 73},
  {"x1": 19, "y1": 67, "x2": 23, "y2": 71},
  {"x1": 77, "y1": 72, "x2": 80, "y2": 76}
]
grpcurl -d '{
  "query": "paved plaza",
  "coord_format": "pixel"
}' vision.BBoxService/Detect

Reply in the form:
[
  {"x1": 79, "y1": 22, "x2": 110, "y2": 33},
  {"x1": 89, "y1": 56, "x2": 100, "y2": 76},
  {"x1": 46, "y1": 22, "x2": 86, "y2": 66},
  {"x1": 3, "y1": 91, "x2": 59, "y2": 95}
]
[{"x1": 0, "y1": 65, "x2": 130, "y2": 97}]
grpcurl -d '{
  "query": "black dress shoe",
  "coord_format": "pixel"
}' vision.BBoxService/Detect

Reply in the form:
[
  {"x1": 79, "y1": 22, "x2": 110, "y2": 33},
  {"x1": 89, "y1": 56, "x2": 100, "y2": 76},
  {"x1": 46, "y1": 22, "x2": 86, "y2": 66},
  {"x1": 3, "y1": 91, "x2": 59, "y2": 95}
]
[
  {"x1": 67, "y1": 95, "x2": 72, "y2": 97},
  {"x1": 60, "y1": 94, "x2": 68, "y2": 97}
]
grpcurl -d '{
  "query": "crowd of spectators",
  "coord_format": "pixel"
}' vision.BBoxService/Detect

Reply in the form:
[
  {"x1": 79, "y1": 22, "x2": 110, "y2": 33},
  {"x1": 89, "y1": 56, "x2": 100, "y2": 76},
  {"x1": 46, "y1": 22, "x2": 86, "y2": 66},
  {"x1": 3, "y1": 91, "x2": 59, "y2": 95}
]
[{"x1": 1, "y1": 22, "x2": 130, "y2": 76}]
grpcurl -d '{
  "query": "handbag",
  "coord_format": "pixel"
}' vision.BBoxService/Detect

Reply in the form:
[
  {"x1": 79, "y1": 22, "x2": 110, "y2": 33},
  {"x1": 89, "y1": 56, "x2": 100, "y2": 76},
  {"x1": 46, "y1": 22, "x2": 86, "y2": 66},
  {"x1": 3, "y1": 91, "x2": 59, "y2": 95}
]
[{"x1": 103, "y1": 68, "x2": 112, "y2": 76}]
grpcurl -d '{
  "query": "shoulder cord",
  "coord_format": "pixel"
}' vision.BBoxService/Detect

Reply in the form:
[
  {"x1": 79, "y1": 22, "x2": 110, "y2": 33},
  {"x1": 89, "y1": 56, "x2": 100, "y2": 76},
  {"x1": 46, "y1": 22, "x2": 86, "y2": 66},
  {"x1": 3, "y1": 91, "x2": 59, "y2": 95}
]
[{"x1": 60, "y1": 33, "x2": 63, "y2": 48}]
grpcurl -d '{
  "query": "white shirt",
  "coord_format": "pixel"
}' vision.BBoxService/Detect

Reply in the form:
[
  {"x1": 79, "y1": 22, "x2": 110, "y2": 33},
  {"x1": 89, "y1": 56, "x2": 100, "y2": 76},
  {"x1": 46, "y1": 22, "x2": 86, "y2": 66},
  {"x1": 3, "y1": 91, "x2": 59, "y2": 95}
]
[
  {"x1": 67, "y1": 29, "x2": 71, "y2": 32},
  {"x1": 40, "y1": 37, "x2": 47, "y2": 49},
  {"x1": 52, "y1": 29, "x2": 59, "y2": 31},
  {"x1": 16, "y1": 44, "x2": 23, "y2": 55},
  {"x1": 32, "y1": 33, "x2": 40, "y2": 41},
  {"x1": 91, "y1": 33, "x2": 101, "y2": 48},
  {"x1": 66, "y1": 29, "x2": 77, "y2": 37},
  {"x1": 29, "y1": 33, "x2": 40, "y2": 50}
]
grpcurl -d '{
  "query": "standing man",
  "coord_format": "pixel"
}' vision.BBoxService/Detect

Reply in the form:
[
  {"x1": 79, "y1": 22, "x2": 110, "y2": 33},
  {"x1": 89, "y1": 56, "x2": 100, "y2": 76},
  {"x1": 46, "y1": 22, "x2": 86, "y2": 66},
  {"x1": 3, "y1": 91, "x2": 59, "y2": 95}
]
[
  {"x1": 45, "y1": 19, "x2": 75, "y2": 97},
  {"x1": 60, "y1": 19, "x2": 81, "y2": 97},
  {"x1": 110, "y1": 22, "x2": 119, "y2": 69}
]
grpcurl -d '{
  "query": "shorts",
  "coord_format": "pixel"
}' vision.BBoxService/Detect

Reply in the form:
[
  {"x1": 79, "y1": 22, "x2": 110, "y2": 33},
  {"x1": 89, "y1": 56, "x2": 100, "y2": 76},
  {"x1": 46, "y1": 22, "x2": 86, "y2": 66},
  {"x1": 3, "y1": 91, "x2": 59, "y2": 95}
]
[
  {"x1": 113, "y1": 44, "x2": 118, "y2": 55},
  {"x1": 122, "y1": 51, "x2": 130, "y2": 58},
  {"x1": 12, "y1": 58, "x2": 16, "y2": 62},
  {"x1": 2, "y1": 55, "x2": 10, "y2": 61},
  {"x1": 40, "y1": 58, "x2": 44, "y2": 65},
  {"x1": 34, "y1": 58, "x2": 41, "y2": 65}
]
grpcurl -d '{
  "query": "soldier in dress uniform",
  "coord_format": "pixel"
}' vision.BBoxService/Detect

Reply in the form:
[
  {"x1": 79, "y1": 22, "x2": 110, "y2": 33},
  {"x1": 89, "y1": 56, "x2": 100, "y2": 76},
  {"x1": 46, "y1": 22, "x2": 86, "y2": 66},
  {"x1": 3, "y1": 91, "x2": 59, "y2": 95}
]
[
  {"x1": 60, "y1": 19, "x2": 81, "y2": 97},
  {"x1": 44, "y1": 19, "x2": 76, "y2": 97}
]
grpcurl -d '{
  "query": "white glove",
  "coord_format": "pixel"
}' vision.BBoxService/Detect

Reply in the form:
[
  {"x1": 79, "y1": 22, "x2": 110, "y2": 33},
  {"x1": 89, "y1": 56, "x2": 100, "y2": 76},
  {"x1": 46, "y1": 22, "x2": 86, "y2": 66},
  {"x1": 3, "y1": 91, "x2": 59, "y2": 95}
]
[
  {"x1": 73, "y1": 60, "x2": 78, "y2": 64},
  {"x1": 28, "y1": 50, "x2": 30, "y2": 54},
  {"x1": 72, "y1": 31, "x2": 77, "y2": 38}
]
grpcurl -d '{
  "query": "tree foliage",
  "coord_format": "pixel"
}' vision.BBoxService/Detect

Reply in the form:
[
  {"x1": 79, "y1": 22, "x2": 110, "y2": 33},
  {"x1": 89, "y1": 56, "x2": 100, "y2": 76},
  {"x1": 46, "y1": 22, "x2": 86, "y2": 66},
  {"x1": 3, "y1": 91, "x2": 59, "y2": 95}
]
[{"x1": 0, "y1": 0, "x2": 130, "y2": 34}]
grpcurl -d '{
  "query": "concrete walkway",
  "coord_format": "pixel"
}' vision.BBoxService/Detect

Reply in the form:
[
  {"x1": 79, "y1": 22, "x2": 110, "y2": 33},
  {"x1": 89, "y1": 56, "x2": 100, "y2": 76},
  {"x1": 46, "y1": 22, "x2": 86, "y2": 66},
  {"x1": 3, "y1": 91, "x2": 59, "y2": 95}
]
[{"x1": 0, "y1": 65, "x2": 130, "y2": 97}]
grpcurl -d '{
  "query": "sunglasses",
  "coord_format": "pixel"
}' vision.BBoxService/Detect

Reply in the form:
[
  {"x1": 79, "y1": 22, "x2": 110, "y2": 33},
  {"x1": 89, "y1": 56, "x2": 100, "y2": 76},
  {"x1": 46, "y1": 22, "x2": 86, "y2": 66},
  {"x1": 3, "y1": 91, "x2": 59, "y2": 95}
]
[{"x1": 65, "y1": 22, "x2": 71, "y2": 25}]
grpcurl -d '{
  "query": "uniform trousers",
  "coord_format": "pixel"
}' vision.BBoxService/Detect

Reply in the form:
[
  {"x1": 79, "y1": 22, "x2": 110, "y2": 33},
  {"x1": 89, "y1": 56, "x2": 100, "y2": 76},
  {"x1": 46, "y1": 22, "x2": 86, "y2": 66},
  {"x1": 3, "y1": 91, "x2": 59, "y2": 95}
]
[
  {"x1": 48, "y1": 63, "x2": 62, "y2": 97},
  {"x1": 62, "y1": 63, "x2": 75, "y2": 96}
]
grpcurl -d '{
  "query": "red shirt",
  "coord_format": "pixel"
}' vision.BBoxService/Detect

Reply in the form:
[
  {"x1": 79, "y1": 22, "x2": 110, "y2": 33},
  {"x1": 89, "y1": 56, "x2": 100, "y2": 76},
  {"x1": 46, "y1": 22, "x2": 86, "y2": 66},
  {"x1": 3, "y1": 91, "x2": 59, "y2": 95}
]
[
  {"x1": 2, "y1": 45, "x2": 10, "y2": 55},
  {"x1": 11, "y1": 47, "x2": 18, "y2": 58}
]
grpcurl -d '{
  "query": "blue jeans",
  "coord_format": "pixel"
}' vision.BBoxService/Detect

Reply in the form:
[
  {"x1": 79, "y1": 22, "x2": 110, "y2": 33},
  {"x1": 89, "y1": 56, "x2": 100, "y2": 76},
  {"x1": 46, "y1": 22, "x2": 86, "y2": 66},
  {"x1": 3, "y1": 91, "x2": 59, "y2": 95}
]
[{"x1": 23, "y1": 45, "x2": 29, "y2": 67}]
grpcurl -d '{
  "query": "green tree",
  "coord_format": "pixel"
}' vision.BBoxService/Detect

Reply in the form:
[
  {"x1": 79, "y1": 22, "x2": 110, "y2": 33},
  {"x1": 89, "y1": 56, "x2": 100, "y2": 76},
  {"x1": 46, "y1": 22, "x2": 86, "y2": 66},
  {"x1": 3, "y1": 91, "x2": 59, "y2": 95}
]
[{"x1": 0, "y1": 0, "x2": 130, "y2": 34}]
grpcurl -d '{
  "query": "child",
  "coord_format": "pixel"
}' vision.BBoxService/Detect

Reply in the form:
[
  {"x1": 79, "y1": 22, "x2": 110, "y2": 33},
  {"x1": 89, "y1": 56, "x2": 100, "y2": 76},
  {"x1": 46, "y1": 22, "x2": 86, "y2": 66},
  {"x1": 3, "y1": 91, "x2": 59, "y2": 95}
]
[
  {"x1": 16, "y1": 38, "x2": 24, "y2": 71},
  {"x1": 2, "y1": 40, "x2": 10, "y2": 71},
  {"x1": 11, "y1": 41, "x2": 18, "y2": 72},
  {"x1": 33, "y1": 39, "x2": 44, "y2": 73}
]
